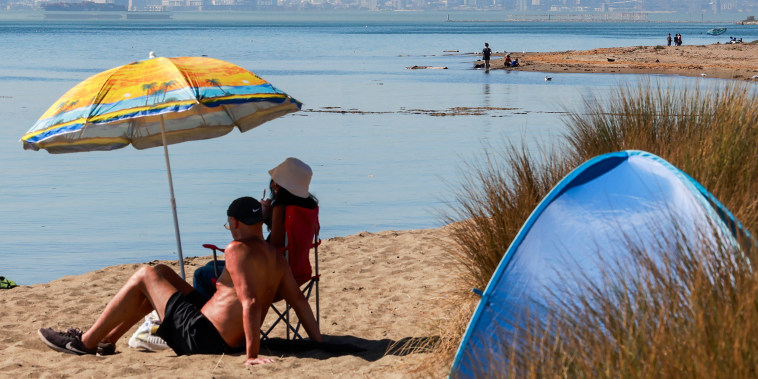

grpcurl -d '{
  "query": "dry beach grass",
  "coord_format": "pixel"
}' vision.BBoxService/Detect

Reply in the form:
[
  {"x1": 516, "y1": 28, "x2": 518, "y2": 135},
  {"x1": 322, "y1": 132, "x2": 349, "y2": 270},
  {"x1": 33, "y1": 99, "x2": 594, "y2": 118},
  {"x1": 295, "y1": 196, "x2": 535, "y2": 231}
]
[{"x1": 439, "y1": 80, "x2": 758, "y2": 377}]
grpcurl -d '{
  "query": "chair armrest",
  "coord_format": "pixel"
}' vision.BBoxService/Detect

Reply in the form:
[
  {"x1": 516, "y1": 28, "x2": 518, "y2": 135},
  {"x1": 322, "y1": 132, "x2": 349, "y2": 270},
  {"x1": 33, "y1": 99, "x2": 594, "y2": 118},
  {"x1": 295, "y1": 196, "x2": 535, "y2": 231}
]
[{"x1": 202, "y1": 244, "x2": 225, "y2": 253}]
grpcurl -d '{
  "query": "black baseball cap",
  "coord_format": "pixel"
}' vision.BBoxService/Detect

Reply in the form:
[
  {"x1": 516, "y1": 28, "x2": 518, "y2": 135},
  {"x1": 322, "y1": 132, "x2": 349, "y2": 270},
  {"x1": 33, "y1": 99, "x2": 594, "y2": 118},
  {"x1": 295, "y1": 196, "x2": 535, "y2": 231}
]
[{"x1": 227, "y1": 196, "x2": 264, "y2": 225}]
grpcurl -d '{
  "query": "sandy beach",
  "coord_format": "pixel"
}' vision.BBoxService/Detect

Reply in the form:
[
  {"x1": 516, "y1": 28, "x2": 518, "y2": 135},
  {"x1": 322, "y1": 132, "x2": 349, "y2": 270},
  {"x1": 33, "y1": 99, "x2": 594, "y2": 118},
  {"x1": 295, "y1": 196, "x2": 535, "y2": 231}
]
[
  {"x1": 1, "y1": 227, "x2": 456, "y2": 378},
  {"x1": 10, "y1": 40, "x2": 758, "y2": 377},
  {"x1": 480, "y1": 42, "x2": 758, "y2": 81}
]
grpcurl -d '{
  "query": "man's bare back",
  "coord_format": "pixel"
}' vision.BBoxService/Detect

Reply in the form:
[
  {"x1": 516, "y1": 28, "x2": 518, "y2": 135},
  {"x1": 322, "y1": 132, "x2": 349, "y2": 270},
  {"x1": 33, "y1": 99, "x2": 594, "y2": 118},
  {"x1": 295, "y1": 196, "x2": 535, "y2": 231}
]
[
  {"x1": 202, "y1": 236, "x2": 287, "y2": 349},
  {"x1": 205, "y1": 196, "x2": 321, "y2": 365}
]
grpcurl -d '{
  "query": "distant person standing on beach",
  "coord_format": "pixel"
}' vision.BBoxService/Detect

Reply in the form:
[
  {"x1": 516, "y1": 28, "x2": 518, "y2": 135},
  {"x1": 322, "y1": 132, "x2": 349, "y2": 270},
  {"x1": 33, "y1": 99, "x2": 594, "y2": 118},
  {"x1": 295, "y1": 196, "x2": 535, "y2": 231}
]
[
  {"x1": 667, "y1": 33, "x2": 672, "y2": 46},
  {"x1": 482, "y1": 42, "x2": 492, "y2": 69}
]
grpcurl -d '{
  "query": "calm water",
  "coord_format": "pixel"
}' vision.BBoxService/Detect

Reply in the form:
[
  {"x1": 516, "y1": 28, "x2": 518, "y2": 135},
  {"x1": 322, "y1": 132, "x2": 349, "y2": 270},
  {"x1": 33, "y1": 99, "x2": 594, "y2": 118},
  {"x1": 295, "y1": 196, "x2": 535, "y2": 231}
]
[{"x1": 1, "y1": 11, "x2": 754, "y2": 284}]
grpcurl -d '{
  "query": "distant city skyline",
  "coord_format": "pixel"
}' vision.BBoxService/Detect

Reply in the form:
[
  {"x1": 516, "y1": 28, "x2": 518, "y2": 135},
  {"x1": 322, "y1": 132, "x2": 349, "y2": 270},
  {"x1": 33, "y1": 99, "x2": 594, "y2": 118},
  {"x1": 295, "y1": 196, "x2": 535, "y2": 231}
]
[{"x1": 4, "y1": 0, "x2": 758, "y2": 13}]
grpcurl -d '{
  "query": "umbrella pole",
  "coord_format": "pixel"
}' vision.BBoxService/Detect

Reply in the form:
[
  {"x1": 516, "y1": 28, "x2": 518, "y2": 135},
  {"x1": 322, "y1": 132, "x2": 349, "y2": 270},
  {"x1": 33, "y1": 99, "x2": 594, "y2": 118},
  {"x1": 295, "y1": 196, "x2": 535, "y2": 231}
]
[{"x1": 159, "y1": 117, "x2": 186, "y2": 280}]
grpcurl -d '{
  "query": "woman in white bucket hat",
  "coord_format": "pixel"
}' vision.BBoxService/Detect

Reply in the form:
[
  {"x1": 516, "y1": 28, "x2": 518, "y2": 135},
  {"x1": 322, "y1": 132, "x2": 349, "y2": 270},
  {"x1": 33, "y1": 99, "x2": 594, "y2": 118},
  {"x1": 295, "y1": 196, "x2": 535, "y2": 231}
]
[
  {"x1": 193, "y1": 157, "x2": 318, "y2": 301},
  {"x1": 262, "y1": 157, "x2": 319, "y2": 249}
]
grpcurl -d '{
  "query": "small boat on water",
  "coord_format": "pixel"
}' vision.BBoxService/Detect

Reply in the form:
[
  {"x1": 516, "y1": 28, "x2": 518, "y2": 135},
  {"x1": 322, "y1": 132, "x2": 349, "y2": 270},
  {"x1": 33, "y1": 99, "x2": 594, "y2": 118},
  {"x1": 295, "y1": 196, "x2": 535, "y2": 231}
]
[{"x1": 706, "y1": 27, "x2": 727, "y2": 36}]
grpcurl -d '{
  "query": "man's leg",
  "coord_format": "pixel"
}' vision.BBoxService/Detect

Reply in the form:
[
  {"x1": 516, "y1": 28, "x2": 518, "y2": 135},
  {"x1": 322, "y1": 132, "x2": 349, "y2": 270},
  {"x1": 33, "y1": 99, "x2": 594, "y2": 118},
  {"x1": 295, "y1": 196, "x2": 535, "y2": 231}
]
[
  {"x1": 193, "y1": 260, "x2": 224, "y2": 300},
  {"x1": 99, "y1": 265, "x2": 194, "y2": 344},
  {"x1": 98, "y1": 298, "x2": 152, "y2": 345},
  {"x1": 81, "y1": 264, "x2": 193, "y2": 349}
]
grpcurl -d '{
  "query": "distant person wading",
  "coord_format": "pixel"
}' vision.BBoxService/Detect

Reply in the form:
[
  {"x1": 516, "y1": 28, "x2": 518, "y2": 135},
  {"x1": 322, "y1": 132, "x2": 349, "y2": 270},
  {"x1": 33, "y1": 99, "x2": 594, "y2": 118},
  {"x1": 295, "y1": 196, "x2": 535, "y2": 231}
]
[{"x1": 482, "y1": 42, "x2": 492, "y2": 69}]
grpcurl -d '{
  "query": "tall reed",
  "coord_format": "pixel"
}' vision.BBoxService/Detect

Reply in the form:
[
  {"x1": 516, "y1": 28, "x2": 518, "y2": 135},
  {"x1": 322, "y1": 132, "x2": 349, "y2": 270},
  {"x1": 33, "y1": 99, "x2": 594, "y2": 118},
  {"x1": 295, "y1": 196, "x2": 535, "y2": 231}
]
[
  {"x1": 434, "y1": 80, "x2": 758, "y2": 376},
  {"x1": 564, "y1": 81, "x2": 758, "y2": 229},
  {"x1": 442, "y1": 144, "x2": 571, "y2": 291}
]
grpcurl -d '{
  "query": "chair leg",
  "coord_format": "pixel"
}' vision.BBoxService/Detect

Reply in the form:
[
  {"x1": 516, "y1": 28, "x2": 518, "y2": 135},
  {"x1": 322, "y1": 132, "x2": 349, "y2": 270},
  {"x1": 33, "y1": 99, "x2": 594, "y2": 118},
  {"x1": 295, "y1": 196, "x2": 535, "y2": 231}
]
[
  {"x1": 263, "y1": 304, "x2": 297, "y2": 338},
  {"x1": 285, "y1": 302, "x2": 290, "y2": 340},
  {"x1": 263, "y1": 279, "x2": 319, "y2": 340},
  {"x1": 290, "y1": 280, "x2": 315, "y2": 340},
  {"x1": 316, "y1": 280, "x2": 320, "y2": 327}
]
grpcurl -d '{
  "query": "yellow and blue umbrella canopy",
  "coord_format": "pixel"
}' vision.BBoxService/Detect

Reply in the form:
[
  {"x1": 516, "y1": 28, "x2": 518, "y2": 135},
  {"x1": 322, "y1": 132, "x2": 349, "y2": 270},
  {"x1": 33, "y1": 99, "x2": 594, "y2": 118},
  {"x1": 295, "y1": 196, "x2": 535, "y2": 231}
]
[
  {"x1": 22, "y1": 56, "x2": 302, "y2": 153},
  {"x1": 21, "y1": 56, "x2": 302, "y2": 279}
]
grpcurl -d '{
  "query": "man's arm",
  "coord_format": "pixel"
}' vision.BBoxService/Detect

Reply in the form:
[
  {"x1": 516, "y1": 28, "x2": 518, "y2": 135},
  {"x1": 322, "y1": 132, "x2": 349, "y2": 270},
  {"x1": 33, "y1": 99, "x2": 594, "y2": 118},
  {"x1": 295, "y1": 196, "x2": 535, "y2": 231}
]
[
  {"x1": 279, "y1": 266, "x2": 323, "y2": 343},
  {"x1": 223, "y1": 241, "x2": 270, "y2": 365}
]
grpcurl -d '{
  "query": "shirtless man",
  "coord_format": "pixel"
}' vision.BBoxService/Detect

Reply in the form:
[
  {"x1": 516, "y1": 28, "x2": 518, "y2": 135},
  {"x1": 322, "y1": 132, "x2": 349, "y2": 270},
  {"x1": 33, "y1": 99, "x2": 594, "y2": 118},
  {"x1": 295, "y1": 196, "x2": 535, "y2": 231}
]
[{"x1": 38, "y1": 196, "x2": 322, "y2": 366}]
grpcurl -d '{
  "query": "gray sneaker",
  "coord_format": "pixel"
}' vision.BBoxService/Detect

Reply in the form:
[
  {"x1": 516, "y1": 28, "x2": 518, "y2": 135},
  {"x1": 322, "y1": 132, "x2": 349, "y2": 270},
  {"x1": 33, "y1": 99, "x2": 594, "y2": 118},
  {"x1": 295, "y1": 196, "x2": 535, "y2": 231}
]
[{"x1": 38, "y1": 328, "x2": 97, "y2": 355}]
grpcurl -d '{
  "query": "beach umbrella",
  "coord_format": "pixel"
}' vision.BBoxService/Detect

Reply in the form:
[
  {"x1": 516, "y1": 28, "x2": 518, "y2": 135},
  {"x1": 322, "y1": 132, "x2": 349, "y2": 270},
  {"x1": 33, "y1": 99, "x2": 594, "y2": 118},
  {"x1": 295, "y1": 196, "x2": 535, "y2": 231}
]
[{"x1": 21, "y1": 56, "x2": 302, "y2": 279}]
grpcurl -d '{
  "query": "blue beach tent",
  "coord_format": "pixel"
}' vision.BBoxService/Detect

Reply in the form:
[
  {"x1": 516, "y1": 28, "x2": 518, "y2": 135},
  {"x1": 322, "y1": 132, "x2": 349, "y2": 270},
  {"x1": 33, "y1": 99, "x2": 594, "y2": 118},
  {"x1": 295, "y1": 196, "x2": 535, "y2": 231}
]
[{"x1": 450, "y1": 150, "x2": 749, "y2": 378}]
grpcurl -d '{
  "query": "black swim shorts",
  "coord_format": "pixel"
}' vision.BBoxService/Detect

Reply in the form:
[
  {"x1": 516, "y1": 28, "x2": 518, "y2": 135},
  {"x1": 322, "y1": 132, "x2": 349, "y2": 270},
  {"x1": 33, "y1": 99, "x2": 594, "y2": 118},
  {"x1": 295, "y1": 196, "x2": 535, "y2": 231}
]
[{"x1": 155, "y1": 291, "x2": 231, "y2": 356}]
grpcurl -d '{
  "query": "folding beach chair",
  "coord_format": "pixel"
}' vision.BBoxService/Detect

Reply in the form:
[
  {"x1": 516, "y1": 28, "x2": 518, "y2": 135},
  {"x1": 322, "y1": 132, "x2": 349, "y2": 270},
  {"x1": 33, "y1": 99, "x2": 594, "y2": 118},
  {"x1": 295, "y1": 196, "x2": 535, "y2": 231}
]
[{"x1": 202, "y1": 205, "x2": 321, "y2": 340}]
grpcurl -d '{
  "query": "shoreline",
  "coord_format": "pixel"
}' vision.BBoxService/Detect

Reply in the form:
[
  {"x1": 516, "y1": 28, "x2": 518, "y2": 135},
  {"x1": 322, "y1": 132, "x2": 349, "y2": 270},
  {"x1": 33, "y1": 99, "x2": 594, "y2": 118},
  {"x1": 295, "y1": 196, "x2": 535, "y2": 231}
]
[{"x1": 479, "y1": 42, "x2": 758, "y2": 81}]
